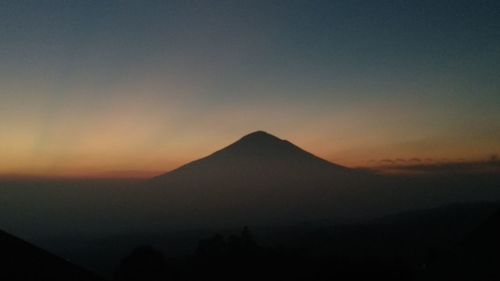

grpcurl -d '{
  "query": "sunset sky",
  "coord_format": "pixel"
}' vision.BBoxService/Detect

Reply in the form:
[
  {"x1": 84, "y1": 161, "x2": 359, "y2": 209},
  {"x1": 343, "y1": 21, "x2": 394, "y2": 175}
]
[{"x1": 1, "y1": 0, "x2": 499, "y2": 178}]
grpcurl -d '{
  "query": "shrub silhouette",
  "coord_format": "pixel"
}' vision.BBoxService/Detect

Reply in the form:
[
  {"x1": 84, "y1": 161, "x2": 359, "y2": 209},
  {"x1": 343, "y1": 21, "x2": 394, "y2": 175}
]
[{"x1": 115, "y1": 246, "x2": 171, "y2": 281}]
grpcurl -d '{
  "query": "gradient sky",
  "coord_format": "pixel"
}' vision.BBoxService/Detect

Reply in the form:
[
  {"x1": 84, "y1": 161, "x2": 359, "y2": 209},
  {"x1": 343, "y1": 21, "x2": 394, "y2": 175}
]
[{"x1": 1, "y1": 0, "x2": 499, "y2": 178}]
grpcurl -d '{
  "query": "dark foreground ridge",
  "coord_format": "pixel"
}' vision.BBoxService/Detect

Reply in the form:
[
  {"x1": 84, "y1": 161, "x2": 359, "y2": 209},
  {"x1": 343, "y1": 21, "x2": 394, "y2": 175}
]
[{"x1": 0, "y1": 228, "x2": 102, "y2": 281}]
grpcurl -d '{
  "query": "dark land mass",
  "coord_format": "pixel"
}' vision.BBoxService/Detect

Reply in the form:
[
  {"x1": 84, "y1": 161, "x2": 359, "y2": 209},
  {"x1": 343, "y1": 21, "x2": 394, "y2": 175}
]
[
  {"x1": 0, "y1": 228, "x2": 102, "y2": 281},
  {"x1": 1, "y1": 131, "x2": 500, "y2": 280}
]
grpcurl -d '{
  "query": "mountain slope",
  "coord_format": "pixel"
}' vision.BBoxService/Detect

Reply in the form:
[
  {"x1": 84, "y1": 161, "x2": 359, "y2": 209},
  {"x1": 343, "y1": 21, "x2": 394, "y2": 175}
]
[
  {"x1": 131, "y1": 131, "x2": 371, "y2": 227},
  {"x1": 0, "y1": 228, "x2": 102, "y2": 281},
  {"x1": 153, "y1": 131, "x2": 351, "y2": 183}
]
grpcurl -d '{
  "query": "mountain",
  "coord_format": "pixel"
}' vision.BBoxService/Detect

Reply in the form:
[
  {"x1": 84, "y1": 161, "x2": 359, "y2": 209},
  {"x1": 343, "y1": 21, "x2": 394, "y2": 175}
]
[
  {"x1": 130, "y1": 131, "x2": 372, "y2": 228},
  {"x1": 153, "y1": 130, "x2": 351, "y2": 182},
  {"x1": 0, "y1": 228, "x2": 102, "y2": 281},
  {"x1": 114, "y1": 131, "x2": 500, "y2": 231}
]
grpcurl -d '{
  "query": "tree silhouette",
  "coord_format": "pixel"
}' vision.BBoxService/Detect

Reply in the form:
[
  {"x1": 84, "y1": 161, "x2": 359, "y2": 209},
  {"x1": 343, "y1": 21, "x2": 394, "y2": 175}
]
[{"x1": 115, "y1": 246, "x2": 172, "y2": 281}]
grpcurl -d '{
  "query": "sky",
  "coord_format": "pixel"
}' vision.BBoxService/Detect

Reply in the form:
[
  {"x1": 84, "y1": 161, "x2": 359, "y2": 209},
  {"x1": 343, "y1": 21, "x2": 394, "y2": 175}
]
[{"x1": 1, "y1": 0, "x2": 499, "y2": 179}]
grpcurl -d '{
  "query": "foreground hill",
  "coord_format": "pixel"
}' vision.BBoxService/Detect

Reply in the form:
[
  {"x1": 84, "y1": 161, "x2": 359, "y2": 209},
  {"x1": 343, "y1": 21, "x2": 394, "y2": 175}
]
[{"x1": 0, "y1": 228, "x2": 102, "y2": 281}]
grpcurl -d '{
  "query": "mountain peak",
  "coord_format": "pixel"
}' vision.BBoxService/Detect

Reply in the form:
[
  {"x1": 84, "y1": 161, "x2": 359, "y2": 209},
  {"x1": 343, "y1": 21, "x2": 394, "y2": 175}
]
[
  {"x1": 237, "y1": 130, "x2": 283, "y2": 143},
  {"x1": 224, "y1": 131, "x2": 297, "y2": 154}
]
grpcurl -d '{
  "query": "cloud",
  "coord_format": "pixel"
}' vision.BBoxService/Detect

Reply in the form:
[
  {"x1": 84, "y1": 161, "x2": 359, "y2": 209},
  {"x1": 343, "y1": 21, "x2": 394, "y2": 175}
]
[{"x1": 374, "y1": 158, "x2": 500, "y2": 175}]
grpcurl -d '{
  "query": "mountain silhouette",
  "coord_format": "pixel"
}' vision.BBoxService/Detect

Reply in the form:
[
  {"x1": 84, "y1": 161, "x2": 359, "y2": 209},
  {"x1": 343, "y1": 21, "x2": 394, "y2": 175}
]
[
  {"x1": 153, "y1": 130, "x2": 350, "y2": 182},
  {"x1": 132, "y1": 131, "x2": 370, "y2": 227},
  {"x1": 0, "y1": 228, "x2": 102, "y2": 281}
]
